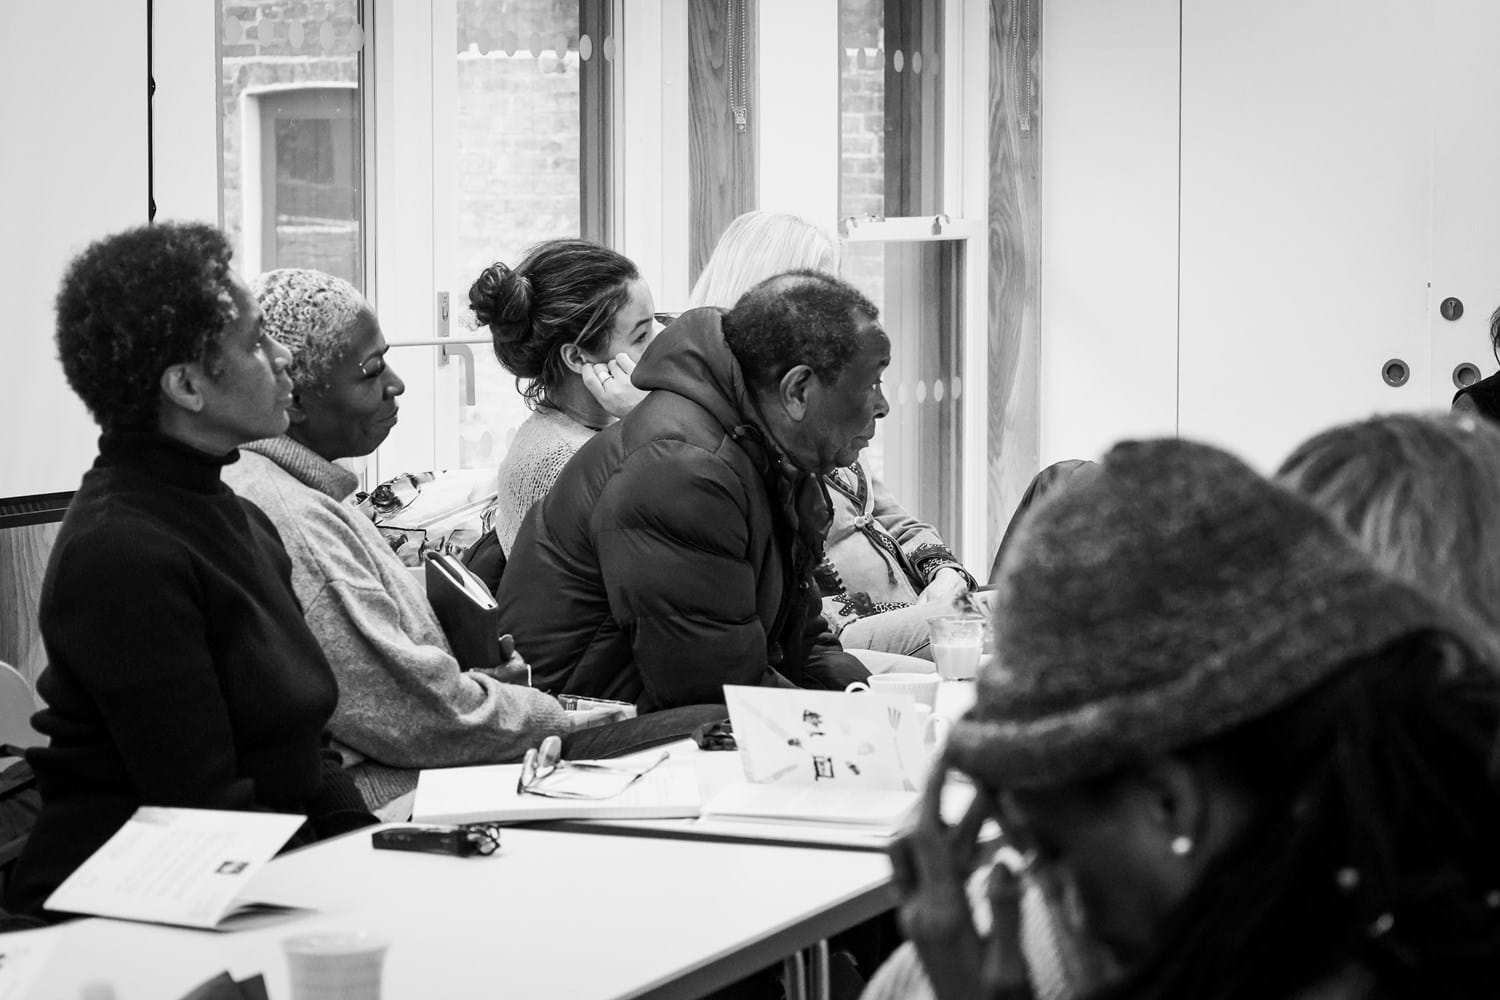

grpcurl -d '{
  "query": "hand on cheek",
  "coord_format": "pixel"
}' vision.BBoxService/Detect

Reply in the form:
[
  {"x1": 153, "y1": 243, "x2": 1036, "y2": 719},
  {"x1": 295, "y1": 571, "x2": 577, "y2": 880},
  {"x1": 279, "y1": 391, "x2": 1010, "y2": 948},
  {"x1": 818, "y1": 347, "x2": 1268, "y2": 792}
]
[{"x1": 581, "y1": 353, "x2": 650, "y2": 419}]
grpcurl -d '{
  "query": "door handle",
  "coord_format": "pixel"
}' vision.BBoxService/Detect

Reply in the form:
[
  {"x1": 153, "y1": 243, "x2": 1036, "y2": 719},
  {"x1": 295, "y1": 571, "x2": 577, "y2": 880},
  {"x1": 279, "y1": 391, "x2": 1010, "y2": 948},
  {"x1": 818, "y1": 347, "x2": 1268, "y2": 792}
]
[
  {"x1": 439, "y1": 343, "x2": 477, "y2": 407},
  {"x1": 433, "y1": 290, "x2": 475, "y2": 406}
]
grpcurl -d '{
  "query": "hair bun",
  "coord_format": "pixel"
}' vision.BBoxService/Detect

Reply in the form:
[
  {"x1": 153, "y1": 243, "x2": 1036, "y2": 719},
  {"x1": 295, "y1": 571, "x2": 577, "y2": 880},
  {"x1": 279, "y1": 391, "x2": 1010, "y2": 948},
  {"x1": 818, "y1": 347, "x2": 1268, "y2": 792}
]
[{"x1": 468, "y1": 262, "x2": 532, "y2": 343}]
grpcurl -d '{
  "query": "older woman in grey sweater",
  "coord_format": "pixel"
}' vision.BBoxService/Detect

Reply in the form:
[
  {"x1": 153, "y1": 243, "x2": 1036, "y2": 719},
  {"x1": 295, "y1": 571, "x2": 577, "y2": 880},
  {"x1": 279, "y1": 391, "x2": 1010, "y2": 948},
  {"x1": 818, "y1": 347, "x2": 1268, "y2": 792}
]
[{"x1": 222, "y1": 270, "x2": 720, "y2": 810}]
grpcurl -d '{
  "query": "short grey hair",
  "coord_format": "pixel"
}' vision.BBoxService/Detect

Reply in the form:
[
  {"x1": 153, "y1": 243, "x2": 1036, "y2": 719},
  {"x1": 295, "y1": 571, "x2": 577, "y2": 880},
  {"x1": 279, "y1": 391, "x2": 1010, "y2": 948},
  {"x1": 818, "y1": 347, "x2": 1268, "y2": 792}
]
[{"x1": 252, "y1": 268, "x2": 366, "y2": 391}]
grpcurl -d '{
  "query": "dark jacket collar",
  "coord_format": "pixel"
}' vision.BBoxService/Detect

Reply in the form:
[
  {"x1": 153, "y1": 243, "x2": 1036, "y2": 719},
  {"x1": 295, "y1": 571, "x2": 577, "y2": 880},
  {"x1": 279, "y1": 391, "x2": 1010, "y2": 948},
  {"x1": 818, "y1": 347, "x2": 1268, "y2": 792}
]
[{"x1": 97, "y1": 427, "x2": 237, "y2": 495}]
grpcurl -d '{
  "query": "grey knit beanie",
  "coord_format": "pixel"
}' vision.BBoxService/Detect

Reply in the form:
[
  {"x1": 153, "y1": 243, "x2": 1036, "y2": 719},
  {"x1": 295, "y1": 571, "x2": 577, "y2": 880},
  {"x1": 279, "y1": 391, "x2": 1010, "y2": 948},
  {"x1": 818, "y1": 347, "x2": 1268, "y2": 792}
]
[{"x1": 947, "y1": 437, "x2": 1462, "y2": 791}]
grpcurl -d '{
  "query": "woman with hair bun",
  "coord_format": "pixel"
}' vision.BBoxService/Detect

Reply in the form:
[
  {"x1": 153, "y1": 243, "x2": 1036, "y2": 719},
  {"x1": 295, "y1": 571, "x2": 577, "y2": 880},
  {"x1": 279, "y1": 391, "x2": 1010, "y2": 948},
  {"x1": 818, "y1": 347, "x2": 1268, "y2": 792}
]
[{"x1": 469, "y1": 239, "x2": 660, "y2": 553}]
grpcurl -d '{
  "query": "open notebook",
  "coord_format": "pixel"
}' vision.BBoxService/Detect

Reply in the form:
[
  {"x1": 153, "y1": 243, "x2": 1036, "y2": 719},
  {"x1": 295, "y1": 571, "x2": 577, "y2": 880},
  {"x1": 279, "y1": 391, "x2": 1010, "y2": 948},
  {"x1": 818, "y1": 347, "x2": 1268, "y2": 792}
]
[
  {"x1": 411, "y1": 751, "x2": 701, "y2": 825},
  {"x1": 561, "y1": 687, "x2": 941, "y2": 850},
  {"x1": 693, "y1": 686, "x2": 926, "y2": 842},
  {"x1": 43, "y1": 808, "x2": 310, "y2": 930}
]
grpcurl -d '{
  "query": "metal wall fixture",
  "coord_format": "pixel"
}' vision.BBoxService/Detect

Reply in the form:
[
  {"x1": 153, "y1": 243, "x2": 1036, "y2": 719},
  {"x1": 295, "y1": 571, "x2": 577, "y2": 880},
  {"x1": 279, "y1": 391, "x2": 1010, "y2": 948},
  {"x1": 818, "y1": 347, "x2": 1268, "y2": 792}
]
[
  {"x1": 1382, "y1": 358, "x2": 1410, "y2": 388},
  {"x1": 1453, "y1": 361, "x2": 1482, "y2": 389}
]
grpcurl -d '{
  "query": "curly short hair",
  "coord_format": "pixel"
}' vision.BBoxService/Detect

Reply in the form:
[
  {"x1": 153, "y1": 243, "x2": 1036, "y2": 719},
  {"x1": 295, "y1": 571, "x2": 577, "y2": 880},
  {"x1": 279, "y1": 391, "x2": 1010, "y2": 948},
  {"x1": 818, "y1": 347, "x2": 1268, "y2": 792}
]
[
  {"x1": 55, "y1": 222, "x2": 238, "y2": 428},
  {"x1": 721, "y1": 269, "x2": 879, "y2": 393},
  {"x1": 253, "y1": 269, "x2": 366, "y2": 392},
  {"x1": 467, "y1": 239, "x2": 639, "y2": 408}
]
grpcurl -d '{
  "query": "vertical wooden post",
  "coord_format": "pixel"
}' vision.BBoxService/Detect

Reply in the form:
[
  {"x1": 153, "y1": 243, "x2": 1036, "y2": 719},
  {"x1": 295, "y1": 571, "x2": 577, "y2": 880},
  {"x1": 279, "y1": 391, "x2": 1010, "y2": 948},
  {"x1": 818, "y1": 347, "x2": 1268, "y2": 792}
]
[
  {"x1": 688, "y1": 0, "x2": 758, "y2": 288},
  {"x1": 988, "y1": 0, "x2": 1041, "y2": 560}
]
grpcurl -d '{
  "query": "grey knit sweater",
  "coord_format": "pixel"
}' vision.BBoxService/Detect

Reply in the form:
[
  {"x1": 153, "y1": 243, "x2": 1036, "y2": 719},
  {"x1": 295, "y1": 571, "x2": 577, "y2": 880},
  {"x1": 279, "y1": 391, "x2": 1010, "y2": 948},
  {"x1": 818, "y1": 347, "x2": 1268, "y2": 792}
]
[{"x1": 224, "y1": 437, "x2": 570, "y2": 806}]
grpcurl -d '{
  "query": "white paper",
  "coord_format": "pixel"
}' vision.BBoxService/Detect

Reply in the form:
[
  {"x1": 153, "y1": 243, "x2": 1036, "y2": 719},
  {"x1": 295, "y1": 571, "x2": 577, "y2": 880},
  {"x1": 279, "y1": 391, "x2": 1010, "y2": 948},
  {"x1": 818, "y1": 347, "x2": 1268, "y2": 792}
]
[
  {"x1": 723, "y1": 685, "x2": 923, "y2": 791},
  {"x1": 44, "y1": 807, "x2": 308, "y2": 929},
  {"x1": 0, "y1": 926, "x2": 64, "y2": 1000},
  {"x1": 702, "y1": 783, "x2": 918, "y2": 828}
]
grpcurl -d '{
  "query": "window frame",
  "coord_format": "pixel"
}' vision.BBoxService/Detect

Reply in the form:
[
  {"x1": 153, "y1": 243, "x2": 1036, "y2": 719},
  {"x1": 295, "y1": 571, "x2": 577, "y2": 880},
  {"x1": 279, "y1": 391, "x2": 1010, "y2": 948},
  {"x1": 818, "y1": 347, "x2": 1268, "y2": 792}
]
[{"x1": 238, "y1": 82, "x2": 362, "y2": 279}]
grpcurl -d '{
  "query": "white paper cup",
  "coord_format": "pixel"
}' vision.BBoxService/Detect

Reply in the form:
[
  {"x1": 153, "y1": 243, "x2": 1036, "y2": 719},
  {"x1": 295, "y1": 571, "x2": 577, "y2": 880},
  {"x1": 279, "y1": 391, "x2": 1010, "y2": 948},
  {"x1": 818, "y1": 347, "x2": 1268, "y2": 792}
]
[
  {"x1": 284, "y1": 931, "x2": 389, "y2": 1000},
  {"x1": 845, "y1": 672, "x2": 940, "y2": 710}
]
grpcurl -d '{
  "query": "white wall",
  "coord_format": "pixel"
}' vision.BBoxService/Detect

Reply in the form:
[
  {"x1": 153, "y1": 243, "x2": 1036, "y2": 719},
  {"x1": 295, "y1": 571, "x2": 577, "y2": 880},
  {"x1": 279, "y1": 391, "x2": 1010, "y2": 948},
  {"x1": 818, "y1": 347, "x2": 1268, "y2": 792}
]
[
  {"x1": 1039, "y1": 0, "x2": 1180, "y2": 467},
  {"x1": 1177, "y1": 0, "x2": 1433, "y2": 471},
  {"x1": 1, "y1": 2, "x2": 149, "y2": 497},
  {"x1": 1041, "y1": 0, "x2": 1500, "y2": 473}
]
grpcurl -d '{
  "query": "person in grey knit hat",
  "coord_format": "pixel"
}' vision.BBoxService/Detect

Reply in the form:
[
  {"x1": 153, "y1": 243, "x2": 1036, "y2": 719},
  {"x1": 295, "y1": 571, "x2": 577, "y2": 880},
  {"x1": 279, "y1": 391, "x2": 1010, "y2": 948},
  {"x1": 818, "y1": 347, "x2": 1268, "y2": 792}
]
[{"x1": 887, "y1": 437, "x2": 1500, "y2": 1000}]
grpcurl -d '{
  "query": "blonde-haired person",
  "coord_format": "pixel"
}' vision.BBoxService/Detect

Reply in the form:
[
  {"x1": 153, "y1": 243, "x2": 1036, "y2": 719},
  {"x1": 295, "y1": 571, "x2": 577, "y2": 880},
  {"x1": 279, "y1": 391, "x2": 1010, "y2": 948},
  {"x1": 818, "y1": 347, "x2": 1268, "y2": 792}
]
[
  {"x1": 690, "y1": 211, "x2": 974, "y2": 662},
  {"x1": 686, "y1": 210, "x2": 841, "y2": 310},
  {"x1": 1276, "y1": 411, "x2": 1500, "y2": 659}
]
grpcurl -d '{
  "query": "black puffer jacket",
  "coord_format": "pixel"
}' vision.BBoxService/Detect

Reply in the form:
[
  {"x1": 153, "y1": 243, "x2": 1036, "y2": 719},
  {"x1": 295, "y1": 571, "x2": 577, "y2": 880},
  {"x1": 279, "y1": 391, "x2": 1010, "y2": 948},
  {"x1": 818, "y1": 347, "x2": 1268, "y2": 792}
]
[{"x1": 496, "y1": 308, "x2": 868, "y2": 712}]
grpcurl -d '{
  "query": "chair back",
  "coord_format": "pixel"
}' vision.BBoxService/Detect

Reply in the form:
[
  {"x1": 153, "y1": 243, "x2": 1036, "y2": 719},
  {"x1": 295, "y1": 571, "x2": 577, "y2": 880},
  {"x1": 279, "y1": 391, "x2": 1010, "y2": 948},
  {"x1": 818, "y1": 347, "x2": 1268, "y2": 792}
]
[
  {"x1": 990, "y1": 459, "x2": 1101, "y2": 585},
  {"x1": 0, "y1": 661, "x2": 42, "y2": 751}
]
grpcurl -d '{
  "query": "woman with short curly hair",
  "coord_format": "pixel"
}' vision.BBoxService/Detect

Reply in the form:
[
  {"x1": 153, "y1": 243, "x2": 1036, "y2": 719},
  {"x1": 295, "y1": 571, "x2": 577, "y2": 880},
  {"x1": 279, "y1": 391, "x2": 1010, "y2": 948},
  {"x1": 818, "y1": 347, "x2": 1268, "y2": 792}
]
[{"x1": 5, "y1": 222, "x2": 376, "y2": 920}]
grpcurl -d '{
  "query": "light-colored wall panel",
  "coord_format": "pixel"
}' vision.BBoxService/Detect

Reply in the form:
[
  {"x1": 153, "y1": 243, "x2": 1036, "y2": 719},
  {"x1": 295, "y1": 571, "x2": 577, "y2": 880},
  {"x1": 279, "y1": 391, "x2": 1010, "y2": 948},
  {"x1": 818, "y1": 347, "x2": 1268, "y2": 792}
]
[
  {"x1": 1039, "y1": 0, "x2": 1180, "y2": 466},
  {"x1": 1428, "y1": 0, "x2": 1500, "y2": 403},
  {"x1": 150, "y1": 0, "x2": 222, "y2": 225},
  {"x1": 0, "y1": 1, "x2": 149, "y2": 497},
  {"x1": 757, "y1": 0, "x2": 839, "y2": 234},
  {"x1": 1178, "y1": 0, "x2": 1433, "y2": 472}
]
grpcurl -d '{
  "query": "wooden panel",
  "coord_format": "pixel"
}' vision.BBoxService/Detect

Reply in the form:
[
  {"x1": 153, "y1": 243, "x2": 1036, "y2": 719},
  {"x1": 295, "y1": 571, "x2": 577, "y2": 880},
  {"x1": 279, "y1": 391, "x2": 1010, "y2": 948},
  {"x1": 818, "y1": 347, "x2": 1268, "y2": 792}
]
[
  {"x1": 0, "y1": 523, "x2": 60, "y2": 689},
  {"x1": 986, "y1": 0, "x2": 1040, "y2": 559},
  {"x1": 688, "y1": 0, "x2": 758, "y2": 285}
]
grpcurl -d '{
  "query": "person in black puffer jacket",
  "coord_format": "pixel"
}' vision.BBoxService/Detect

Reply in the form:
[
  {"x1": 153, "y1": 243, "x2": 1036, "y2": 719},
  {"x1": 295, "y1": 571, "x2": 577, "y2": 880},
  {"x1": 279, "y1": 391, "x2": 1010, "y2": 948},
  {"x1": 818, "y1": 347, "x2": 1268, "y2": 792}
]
[{"x1": 497, "y1": 270, "x2": 886, "y2": 712}]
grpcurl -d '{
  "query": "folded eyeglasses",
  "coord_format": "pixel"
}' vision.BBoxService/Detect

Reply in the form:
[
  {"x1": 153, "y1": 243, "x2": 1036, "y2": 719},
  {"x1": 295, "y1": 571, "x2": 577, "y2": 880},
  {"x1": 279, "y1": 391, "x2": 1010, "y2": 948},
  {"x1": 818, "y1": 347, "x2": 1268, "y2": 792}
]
[{"x1": 515, "y1": 735, "x2": 671, "y2": 800}]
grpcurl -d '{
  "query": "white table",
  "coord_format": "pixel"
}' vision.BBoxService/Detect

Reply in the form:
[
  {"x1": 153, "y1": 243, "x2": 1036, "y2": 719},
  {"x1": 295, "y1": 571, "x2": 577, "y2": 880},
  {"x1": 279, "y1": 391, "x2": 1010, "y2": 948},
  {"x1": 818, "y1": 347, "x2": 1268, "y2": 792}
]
[
  {"x1": 26, "y1": 824, "x2": 896, "y2": 1000},
  {"x1": 24, "y1": 682, "x2": 996, "y2": 999}
]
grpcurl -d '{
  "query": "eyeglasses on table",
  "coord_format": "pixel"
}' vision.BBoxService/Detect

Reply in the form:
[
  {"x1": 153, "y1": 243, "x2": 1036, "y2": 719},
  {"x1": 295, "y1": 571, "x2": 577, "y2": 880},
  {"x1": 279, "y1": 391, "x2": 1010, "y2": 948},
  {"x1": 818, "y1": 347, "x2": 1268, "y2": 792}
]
[{"x1": 515, "y1": 735, "x2": 672, "y2": 800}]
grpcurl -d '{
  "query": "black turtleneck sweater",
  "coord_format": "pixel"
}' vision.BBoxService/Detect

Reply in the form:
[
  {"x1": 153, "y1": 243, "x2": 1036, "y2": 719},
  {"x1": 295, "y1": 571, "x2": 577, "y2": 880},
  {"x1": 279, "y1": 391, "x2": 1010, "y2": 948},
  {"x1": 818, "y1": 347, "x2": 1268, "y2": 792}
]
[{"x1": 4, "y1": 429, "x2": 375, "y2": 919}]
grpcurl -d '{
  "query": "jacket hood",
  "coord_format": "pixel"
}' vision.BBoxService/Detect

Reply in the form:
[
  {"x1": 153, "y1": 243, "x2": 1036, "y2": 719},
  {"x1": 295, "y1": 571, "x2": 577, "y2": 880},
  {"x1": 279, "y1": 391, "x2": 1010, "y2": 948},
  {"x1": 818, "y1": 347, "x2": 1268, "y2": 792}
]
[
  {"x1": 631, "y1": 307, "x2": 758, "y2": 437},
  {"x1": 631, "y1": 306, "x2": 830, "y2": 540}
]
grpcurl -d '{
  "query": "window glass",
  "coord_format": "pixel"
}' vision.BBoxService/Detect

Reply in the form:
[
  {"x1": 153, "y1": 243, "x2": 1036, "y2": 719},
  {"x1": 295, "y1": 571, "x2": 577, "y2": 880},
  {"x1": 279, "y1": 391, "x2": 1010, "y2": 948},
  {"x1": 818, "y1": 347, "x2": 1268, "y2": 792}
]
[
  {"x1": 845, "y1": 240, "x2": 965, "y2": 551},
  {"x1": 839, "y1": 0, "x2": 944, "y2": 222},
  {"x1": 451, "y1": 0, "x2": 612, "y2": 470},
  {"x1": 219, "y1": 2, "x2": 365, "y2": 287}
]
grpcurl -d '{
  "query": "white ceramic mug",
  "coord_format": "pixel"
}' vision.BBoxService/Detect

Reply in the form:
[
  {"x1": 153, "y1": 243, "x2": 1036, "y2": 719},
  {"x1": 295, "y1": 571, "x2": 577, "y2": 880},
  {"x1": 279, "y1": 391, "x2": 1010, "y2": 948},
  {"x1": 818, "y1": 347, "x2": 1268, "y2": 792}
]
[
  {"x1": 912, "y1": 704, "x2": 951, "y2": 749},
  {"x1": 845, "y1": 672, "x2": 940, "y2": 711},
  {"x1": 284, "y1": 931, "x2": 389, "y2": 1000}
]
